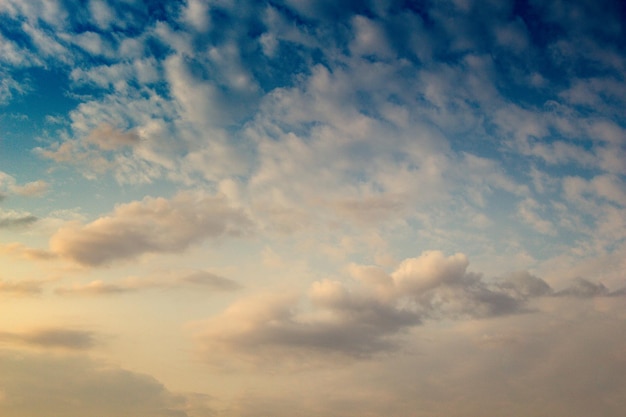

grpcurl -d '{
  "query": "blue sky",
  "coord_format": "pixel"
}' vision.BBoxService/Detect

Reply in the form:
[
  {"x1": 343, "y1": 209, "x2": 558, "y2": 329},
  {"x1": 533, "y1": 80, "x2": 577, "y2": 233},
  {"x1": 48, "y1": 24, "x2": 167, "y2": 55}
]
[{"x1": 1, "y1": 0, "x2": 626, "y2": 416}]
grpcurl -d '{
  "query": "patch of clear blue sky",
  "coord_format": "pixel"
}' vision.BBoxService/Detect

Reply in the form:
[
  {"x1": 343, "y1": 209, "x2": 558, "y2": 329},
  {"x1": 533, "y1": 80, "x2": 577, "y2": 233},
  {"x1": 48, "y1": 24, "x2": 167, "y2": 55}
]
[{"x1": 0, "y1": 68, "x2": 78, "y2": 174}]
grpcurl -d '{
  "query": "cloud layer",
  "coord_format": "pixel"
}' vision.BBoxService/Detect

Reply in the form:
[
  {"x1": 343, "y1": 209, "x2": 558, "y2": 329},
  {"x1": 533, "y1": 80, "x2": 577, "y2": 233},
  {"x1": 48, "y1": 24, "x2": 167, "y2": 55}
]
[{"x1": 1, "y1": 0, "x2": 625, "y2": 416}]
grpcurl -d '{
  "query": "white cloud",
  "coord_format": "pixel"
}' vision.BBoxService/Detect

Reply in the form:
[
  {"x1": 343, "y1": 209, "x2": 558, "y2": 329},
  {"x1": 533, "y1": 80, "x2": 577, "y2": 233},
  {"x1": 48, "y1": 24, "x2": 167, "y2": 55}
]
[
  {"x1": 0, "y1": 0, "x2": 68, "y2": 28},
  {"x1": 67, "y1": 31, "x2": 114, "y2": 58},
  {"x1": 350, "y1": 15, "x2": 394, "y2": 59},
  {"x1": 391, "y1": 251, "x2": 469, "y2": 294},
  {"x1": 88, "y1": 0, "x2": 115, "y2": 30}
]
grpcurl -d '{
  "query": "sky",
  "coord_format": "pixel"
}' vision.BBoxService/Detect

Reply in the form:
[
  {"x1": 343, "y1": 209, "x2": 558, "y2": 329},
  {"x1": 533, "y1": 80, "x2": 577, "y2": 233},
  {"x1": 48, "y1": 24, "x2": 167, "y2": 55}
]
[{"x1": 1, "y1": 0, "x2": 626, "y2": 415}]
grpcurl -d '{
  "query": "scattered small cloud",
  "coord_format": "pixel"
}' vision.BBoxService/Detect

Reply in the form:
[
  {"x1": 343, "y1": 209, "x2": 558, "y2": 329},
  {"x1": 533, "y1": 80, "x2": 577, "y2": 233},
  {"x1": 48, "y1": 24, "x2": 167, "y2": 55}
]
[
  {"x1": 0, "y1": 212, "x2": 37, "y2": 228},
  {"x1": 0, "y1": 171, "x2": 49, "y2": 198},
  {"x1": 11, "y1": 180, "x2": 49, "y2": 197}
]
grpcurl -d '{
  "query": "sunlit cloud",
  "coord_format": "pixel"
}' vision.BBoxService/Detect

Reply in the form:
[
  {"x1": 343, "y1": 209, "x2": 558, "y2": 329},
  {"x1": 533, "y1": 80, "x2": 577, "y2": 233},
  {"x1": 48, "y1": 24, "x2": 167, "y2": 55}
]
[{"x1": 49, "y1": 191, "x2": 254, "y2": 266}]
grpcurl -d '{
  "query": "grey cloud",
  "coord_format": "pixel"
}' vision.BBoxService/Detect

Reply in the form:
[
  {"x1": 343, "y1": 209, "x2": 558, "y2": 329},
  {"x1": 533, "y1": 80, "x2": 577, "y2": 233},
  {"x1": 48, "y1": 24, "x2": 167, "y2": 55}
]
[
  {"x1": 181, "y1": 271, "x2": 241, "y2": 291},
  {"x1": 499, "y1": 270, "x2": 553, "y2": 298},
  {"x1": 193, "y1": 291, "x2": 421, "y2": 364},
  {"x1": 555, "y1": 277, "x2": 610, "y2": 298},
  {"x1": 56, "y1": 270, "x2": 242, "y2": 296},
  {"x1": 49, "y1": 191, "x2": 254, "y2": 266},
  {"x1": 0, "y1": 213, "x2": 37, "y2": 228},
  {"x1": 608, "y1": 287, "x2": 626, "y2": 296},
  {"x1": 193, "y1": 251, "x2": 542, "y2": 365},
  {"x1": 417, "y1": 282, "x2": 524, "y2": 320},
  {"x1": 221, "y1": 298, "x2": 626, "y2": 417},
  {"x1": 0, "y1": 328, "x2": 96, "y2": 350}
]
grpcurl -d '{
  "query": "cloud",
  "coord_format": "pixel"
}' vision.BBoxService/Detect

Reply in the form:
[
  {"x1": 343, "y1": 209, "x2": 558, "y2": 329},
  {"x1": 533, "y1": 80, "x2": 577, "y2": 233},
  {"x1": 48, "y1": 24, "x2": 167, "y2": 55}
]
[
  {"x1": 49, "y1": 191, "x2": 254, "y2": 266},
  {"x1": 180, "y1": 270, "x2": 242, "y2": 291},
  {"x1": 0, "y1": 211, "x2": 37, "y2": 228},
  {"x1": 517, "y1": 197, "x2": 556, "y2": 235},
  {"x1": 191, "y1": 251, "x2": 548, "y2": 365},
  {"x1": 0, "y1": 278, "x2": 46, "y2": 295},
  {"x1": 555, "y1": 277, "x2": 610, "y2": 298},
  {"x1": 10, "y1": 180, "x2": 49, "y2": 197},
  {"x1": 84, "y1": 123, "x2": 141, "y2": 150},
  {"x1": 0, "y1": 349, "x2": 197, "y2": 417},
  {"x1": 55, "y1": 280, "x2": 137, "y2": 296},
  {"x1": 56, "y1": 270, "x2": 241, "y2": 296},
  {"x1": 0, "y1": 328, "x2": 96, "y2": 350},
  {"x1": 0, "y1": 171, "x2": 49, "y2": 198},
  {"x1": 0, "y1": 243, "x2": 57, "y2": 261},
  {"x1": 391, "y1": 251, "x2": 469, "y2": 294},
  {"x1": 88, "y1": 0, "x2": 115, "y2": 30},
  {"x1": 191, "y1": 291, "x2": 421, "y2": 365},
  {"x1": 35, "y1": 91, "x2": 179, "y2": 184},
  {"x1": 498, "y1": 270, "x2": 553, "y2": 298}
]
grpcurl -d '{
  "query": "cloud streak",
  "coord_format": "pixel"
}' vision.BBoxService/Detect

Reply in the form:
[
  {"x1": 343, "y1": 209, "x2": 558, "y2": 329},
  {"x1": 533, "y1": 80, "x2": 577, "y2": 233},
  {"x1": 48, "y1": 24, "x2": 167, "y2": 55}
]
[
  {"x1": 56, "y1": 270, "x2": 241, "y2": 296},
  {"x1": 0, "y1": 328, "x2": 96, "y2": 350}
]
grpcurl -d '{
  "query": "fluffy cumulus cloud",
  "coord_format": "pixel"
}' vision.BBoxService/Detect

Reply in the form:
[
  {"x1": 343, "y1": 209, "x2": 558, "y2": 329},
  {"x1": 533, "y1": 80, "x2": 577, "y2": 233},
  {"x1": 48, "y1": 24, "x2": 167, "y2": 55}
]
[{"x1": 49, "y1": 191, "x2": 253, "y2": 266}]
